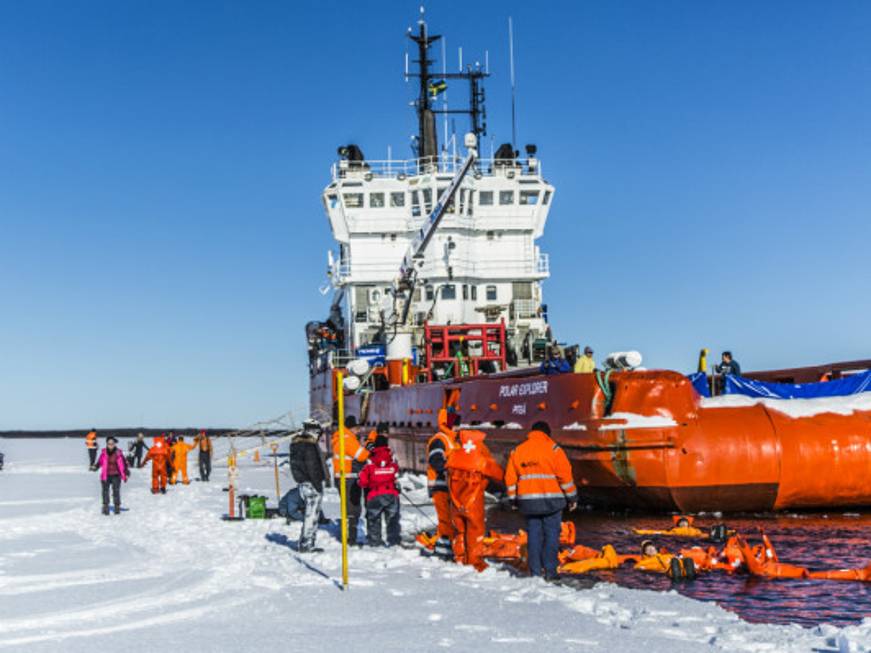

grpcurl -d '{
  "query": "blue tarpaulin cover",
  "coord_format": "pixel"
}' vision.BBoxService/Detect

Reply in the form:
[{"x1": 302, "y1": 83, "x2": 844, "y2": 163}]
[
  {"x1": 687, "y1": 371, "x2": 711, "y2": 397},
  {"x1": 724, "y1": 370, "x2": 871, "y2": 399}
]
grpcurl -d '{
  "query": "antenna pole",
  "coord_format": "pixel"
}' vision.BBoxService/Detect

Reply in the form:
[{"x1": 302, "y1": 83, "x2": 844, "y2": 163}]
[{"x1": 508, "y1": 16, "x2": 517, "y2": 148}]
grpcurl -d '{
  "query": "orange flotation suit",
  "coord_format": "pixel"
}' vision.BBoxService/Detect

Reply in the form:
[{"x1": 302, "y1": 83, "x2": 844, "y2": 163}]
[
  {"x1": 445, "y1": 430, "x2": 503, "y2": 571},
  {"x1": 633, "y1": 516, "x2": 706, "y2": 538},
  {"x1": 559, "y1": 544, "x2": 624, "y2": 574},
  {"x1": 809, "y1": 562, "x2": 871, "y2": 582},
  {"x1": 738, "y1": 534, "x2": 809, "y2": 579},
  {"x1": 170, "y1": 440, "x2": 195, "y2": 484},
  {"x1": 143, "y1": 437, "x2": 170, "y2": 493},
  {"x1": 427, "y1": 409, "x2": 460, "y2": 559}
]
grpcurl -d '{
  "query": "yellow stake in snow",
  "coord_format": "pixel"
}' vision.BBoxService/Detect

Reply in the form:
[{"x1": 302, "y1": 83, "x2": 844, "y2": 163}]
[
  {"x1": 337, "y1": 371, "x2": 349, "y2": 589},
  {"x1": 270, "y1": 442, "x2": 280, "y2": 502}
]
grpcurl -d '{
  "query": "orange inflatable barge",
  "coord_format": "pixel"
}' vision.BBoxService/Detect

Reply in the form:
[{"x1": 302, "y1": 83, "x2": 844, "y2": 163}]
[{"x1": 315, "y1": 367, "x2": 871, "y2": 513}]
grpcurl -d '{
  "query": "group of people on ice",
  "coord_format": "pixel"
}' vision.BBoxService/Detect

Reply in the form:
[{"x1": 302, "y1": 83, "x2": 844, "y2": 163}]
[{"x1": 85, "y1": 429, "x2": 214, "y2": 515}]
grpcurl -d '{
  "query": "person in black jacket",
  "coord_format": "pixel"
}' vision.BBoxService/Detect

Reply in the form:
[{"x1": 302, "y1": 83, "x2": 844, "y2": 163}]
[
  {"x1": 290, "y1": 420, "x2": 328, "y2": 553},
  {"x1": 131, "y1": 433, "x2": 149, "y2": 468}
]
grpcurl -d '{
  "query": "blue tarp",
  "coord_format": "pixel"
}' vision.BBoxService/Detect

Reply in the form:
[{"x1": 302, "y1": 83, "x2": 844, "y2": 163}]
[
  {"x1": 687, "y1": 371, "x2": 711, "y2": 397},
  {"x1": 724, "y1": 370, "x2": 871, "y2": 399}
]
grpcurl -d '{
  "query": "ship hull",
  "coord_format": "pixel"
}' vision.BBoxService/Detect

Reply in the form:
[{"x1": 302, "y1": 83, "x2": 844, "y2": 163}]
[{"x1": 310, "y1": 368, "x2": 871, "y2": 512}]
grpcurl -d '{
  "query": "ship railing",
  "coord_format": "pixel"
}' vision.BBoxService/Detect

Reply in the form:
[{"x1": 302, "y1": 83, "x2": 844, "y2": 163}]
[
  {"x1": 331, "y1": 157, "x2": 542, "y2": 182},
  {"x1": 338, "y1": 257, "x2": 549, "y2": 281}
]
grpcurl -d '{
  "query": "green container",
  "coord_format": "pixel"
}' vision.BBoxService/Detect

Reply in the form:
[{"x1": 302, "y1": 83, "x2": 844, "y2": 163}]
[{"x1": 247, "y1": 495, "x2": 267, "y2": 519}]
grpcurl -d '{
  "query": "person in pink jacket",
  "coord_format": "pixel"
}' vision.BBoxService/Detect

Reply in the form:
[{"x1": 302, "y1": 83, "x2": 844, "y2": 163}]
[{"x1": 97, "y1": 436, "x2": 129, "y2": 515}]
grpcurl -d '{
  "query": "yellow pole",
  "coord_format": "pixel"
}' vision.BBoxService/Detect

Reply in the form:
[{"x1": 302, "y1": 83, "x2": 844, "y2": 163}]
[
  {"x1": 270, "y1": 442, "x2": 280, "y2": 502},
  {"x1": 337, "y1": 372, "x2": 349, "y2": 589}
]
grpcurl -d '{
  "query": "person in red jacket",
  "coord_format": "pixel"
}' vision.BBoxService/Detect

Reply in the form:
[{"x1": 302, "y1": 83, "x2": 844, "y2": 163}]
[
  {"x1": 446, "y1": 429, "x2": 504, "y2": 571},
  {"x1": 141, "y1": 435, "x2": 170, "y2": 494},
  {"x1": 358, "y1": 435, "x2": 401, "y2": 547}
]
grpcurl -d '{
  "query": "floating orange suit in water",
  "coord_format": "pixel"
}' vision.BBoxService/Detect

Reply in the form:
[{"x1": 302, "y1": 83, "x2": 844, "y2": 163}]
[
  {"x1": 143, "y1": 437, "x2": 170, "y2": 493},
  {"x1": 633, "y1": 515, "x2": 708, "y2": 539},
  {"x1": 170, "y1": 439, "x2": 195, "y2": 485},
  {"x1": 445, "y1": 429, "x2": 503, "y2": 571},
  {"x1": 737, "y1": 533, "x2": 809, "y2": 579},
  {"x1": 809, "y1": 563, "x2": 871, "y2": 582}
]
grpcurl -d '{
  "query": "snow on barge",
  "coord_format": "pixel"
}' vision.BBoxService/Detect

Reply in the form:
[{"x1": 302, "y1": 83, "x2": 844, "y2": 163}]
[{"x1": 306, "y1": 15, "x2": 871, "y2": 513}]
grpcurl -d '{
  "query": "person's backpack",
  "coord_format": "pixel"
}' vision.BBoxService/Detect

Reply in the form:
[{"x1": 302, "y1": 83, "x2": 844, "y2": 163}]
[{"x1": 278, "y1": 487, "x2": 305, "y2": 522}]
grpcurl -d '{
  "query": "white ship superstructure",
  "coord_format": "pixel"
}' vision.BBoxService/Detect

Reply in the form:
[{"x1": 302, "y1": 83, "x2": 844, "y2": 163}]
[{"x1": 308, "y1": 15, "x2": 555, "y2": 386}]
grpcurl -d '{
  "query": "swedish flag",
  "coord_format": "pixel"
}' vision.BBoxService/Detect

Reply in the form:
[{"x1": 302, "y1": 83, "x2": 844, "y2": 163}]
[{"x1": 428, "y1": 80, "x2": 447, "y2": 97}]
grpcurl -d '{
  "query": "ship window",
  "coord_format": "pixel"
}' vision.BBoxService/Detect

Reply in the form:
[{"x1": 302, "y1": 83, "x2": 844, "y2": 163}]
[
  {"x1": 437, "y1": 186, "x2": 455, "y2": 213},
  {"x1": 425, "y1": 284, "x2": 434, "y2": 301},
  {"x1": 390, "y1": 192, "x2": 405, "y2": 208},
  {"x1": 499, "y1": 190, "x2": 515, "y2": 205},
  {"x1": 390, "y1": 233, "x2": 397, "y2": 241},
  {"x1": 441, "y1": 284, "x2": 456, "y2": 300},
  {"x1": 422, "y1": 188, "x2": 433, "y2": 213},
  {"x1": 471, "y1": 285, "x2": 477, "y2": 300},
  {"x1": 543, "y1": 190, "x2": 552, "y2": 205},
  {"x1": 343, "y1": 193, "x2": 364, "y2": 208},
  {"x1": 467, "y1": 190, "x2": 474, "y2": 215},
  {"x1": 512, "y1": 282, "x2": 533, "y2": 299},
  {"x1": 411, "y1": 190, "x2": 421, "y2": 217},
  {"x1": 327, "y1": 194, "x2": 338, "y2": 209},
  {"x1": 486, "y1": 285, "x2": 497, "y2": 301},
  {"x1": 519, "y1": 190, "x2": 539, "y2": 206},
  {"x1": 486, "y1": 230, "x2": 495, "y2": 240},
  {"x1": 462, "y1": 284, "x2": 469, "y2": 300},
  {"x1": 370, "y1": 192, "x2": 385, "y2": 208},
  {"x1": 479, "y1": 191, "x2": 493, "y2": 206}
]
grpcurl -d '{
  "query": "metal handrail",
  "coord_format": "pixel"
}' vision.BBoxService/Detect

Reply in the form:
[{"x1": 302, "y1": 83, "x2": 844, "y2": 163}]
[{"x1": 331, "y1": 157, "x2": 541, "y2": 182}]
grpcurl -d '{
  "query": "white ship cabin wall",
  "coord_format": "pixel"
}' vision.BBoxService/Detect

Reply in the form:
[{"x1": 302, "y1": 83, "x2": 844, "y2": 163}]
[{"x1": 322, "y1": 155, "x2": 554, "y2": 357}]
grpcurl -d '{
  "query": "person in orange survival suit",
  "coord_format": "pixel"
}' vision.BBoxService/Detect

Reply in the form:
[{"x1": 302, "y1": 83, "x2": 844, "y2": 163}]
[
  {"x1": 426, "y1": 407, "x2": 461, "y2": 559},
  {"x1": 504, "y1": 421, "x2": 578, "y2": 579},
  {"x1": 85, "y1": 428, "x2": 98, "y2": 470},
  {"x1": 331, "y1": 415, "x2": 369, "y2": 545},
  {"x1": 445, "y1": 428, "x2": 503, "y2": 571},
  {"x1": 141, "y1": 436, "x2": 170, "y2": 494},
  {"x1": 737, "y1": 533, "x2": 809, "y2": 579},
  {"x1": 170, "y1": 436, "x2": 195, "y2": 485}
]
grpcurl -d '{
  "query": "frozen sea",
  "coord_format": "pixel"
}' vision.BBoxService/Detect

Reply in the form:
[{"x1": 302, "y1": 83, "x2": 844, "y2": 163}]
[{"x1": 0, "y1": 437, "x2": 868, "y2": 652}]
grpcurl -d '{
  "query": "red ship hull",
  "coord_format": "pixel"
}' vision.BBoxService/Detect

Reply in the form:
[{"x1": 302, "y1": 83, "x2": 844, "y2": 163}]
[{"x1": 311, "y1": 368, "x2": 871, "y2": 512}]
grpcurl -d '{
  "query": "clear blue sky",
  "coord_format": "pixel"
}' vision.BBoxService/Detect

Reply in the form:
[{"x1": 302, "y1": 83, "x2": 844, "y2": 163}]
[{"x1": 2, "y1": 1, "x2": 869, "y2": 429}]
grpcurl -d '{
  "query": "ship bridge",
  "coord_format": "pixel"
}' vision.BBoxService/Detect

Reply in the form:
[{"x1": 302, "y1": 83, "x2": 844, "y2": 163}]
[{"x1": 322, "y1": 146, "x2": 554, "y2": 362}]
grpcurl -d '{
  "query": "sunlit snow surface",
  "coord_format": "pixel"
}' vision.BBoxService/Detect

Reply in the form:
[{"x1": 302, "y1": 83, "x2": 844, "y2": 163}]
[{"x1": 0, "y1": 438, "x2": 868, "y2": 652}]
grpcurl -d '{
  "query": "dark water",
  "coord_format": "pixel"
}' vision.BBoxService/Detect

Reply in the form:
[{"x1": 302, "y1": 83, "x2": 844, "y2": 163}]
[{"x1": 490, "y1": 509, "x2": 871, "y2": 627}]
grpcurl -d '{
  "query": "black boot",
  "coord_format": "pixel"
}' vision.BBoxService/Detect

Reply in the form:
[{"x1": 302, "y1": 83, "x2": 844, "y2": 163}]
[
  {"x1": 102, "y1": 506, "x2": 110, "y2": 515},
  {"x1": 114, "y1": 505, "x2": 122, "y2": 515}
]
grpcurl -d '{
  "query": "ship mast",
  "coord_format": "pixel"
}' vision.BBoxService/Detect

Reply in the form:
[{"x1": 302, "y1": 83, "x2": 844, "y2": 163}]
[{"x1": 407, "y1": 10, "x2": 489, "y2": 164}]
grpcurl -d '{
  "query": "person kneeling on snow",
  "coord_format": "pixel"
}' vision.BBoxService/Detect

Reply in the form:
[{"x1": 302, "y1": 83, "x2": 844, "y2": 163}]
[
  {"x1": 290, "y1": 420, "x2": 328, "y2": 553},
  {"x1": 358, "y1": 436, "x2": 401, "y2": 547}
]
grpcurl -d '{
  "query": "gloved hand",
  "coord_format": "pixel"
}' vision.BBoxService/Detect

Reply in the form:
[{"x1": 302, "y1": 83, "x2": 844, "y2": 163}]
[{"x1": 568, "y1": 502, "x2": 578, "y2": 512}]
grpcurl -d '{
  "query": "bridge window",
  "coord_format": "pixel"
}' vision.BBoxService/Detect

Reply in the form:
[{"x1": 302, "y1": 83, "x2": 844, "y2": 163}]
[
  {"x1": 519, "y1": 190, "x2": 539, "y2": 206},
  {"x1": 370, "y1": 192, "x2": 385, "y2": 208},
  {"x1": 543, "y1": 190, "x2": 552, "y2": 205},
  {"x1": 343, "y1": 193, "x2": 363, "y2": 208},
  {"x1": 422, "y1": 188, "x2": 433, "y2": 213},
  {"x1": 479, "y1": 191, "x2": 493, "y2": 206},
  {"x1": 471, "y1": 285, "x2": 478, "y2": 300},
  {"x1": 486, "y1": 285, "x2": 497, "y2": 301},
  {"x1": 441, "y1": 284, "x2": 456, "y2": 300},
  {"x1": 411, "y1": 190, "x2": 421, "y2": 216},
  {"x1": 425, "y1": 284, "x2": 434, "y2": 301},
  {"x1": 462, "y1": 284, "x2": 469, "y2": 300},
  {"x1": 326, "y1": 194, "x2": 338, "y2": 209},
  {"x1": 499, "y1": 191, "x2": 515, "y2": 205},
  {"x1": 390, "y1": 192, "x2": 406, "y2": 208}
]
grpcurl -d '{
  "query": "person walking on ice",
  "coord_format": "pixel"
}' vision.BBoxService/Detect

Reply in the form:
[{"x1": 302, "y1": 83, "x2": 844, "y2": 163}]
[
  {"x1": 290, "y1": 420, "x2": 327, "y2": 553},
  {"x1": 96, "y1": 436, "x2": 128, "y2": 515},
  {"x1": 358, "y1": 434, "x2": 401, "y2": 547},
  {"x1": 170, "y1": 436, "x2": 195, "y2": 485}
]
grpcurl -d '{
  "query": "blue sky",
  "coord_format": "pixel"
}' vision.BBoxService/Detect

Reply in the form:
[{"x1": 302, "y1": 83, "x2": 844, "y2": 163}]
[{"x1": 1, "y1": 1, "x2": 869, "y2": 429}]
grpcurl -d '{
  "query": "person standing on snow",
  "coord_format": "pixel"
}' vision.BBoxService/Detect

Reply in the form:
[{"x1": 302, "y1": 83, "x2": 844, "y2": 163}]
[
  {"x1": 141, "y1": 435, "x2": 170, "y2": 494},
  {"x1": 290, "y1": 420, "x2": 327, "y2": 553},
  {"x1": 170, "y1": 436, "x2": 195, "y2": 485},
  {"x1": 85, "y1": 428, "x2": 98, "y2": 470},
  {"x1": 97, "y1": 436, "x2": 129, "y2": 515},
  {"x1": 131, "y1": 432, "x2": 149, "y2": 468},
  {"x1": 194, "y1": 430, "x2": 212, "y2": 481},
  {"x1": 426, "y1": 407, "x2": 460, "y2": 559},
  {"x1": 505, "y1": 421, "x2": 578, "y2": 579},
  {"x1": 331, "y1": 415, "x2": 369, "y2": 546},
  {"x1": 446, "y1": 429, "x2": 503, "y2": 571},
  {"x1": 358, "y1": 435, "x2": 401, "y2": 547}
]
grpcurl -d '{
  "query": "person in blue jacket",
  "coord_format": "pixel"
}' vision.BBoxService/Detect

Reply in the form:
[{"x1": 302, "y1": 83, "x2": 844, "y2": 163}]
[{"x1": 540, "y1": 346, "x2": 571, "y2": 375}]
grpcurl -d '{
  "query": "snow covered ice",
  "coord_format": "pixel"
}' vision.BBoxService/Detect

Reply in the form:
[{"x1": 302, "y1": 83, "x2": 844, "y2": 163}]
[{"x1": 1, "y1": 438, "x2": 869, "y2": 652}]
